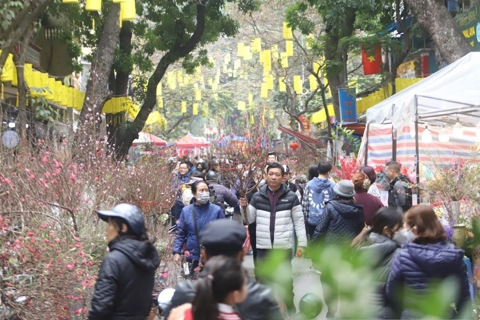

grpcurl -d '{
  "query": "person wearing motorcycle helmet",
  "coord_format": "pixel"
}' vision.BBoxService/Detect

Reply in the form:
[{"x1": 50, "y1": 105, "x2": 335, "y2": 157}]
[
  {"x1": 88, "y1": 203, "x2": 160, "y2": 320},
  {"x1": 205, "y1": 170, "x2": 239, "y2": 219}
]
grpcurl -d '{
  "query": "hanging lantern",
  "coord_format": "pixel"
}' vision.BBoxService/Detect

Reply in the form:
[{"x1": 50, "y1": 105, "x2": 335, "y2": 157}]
[
  {"x1": 422, "y1": 125, "x2": 432, "y2": 144},
  {"x1": 439, "y1": 126, "x2": 450, "y2": 143},
  {"x1": 112, "y1": 0, "x2": 126, "y2": 2},
  {"x1": 121, "y1": 0, "x2": 136, "y2": 21},
  {"x1": 62, "y1": 0, "x2": 79, "y2": 3},
  {"x1": 86, "y1": 0, "x2": 101, "y2": 11},
  {"x1": 453, "y1": 119, "x2": 463, "y2": 136},
  {"x1": 289, "y1": 141, "x2": 299, "y2": 151}
]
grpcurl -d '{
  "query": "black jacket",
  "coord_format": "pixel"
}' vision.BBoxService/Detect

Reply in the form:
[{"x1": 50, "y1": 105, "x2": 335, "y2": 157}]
[
  {"x1": 88, "y1": 238, "x2": 160, "y2": 320},
  {"x1": 358, "y1": 233, "x2": 401, "y2": 319},
  {"x1": 164, "y1": 273, "x2": 284, "y2": 320},
  {"x1": 312, "y1": 200, "x2": 364, "y2": 245}
]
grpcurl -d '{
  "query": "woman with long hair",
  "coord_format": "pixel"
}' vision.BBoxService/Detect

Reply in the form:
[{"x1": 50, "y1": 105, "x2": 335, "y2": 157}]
[
  {"x1": 183, "y1": 256, "x2": 248, "y2": 320},
  {"x1": 173, "y1": 180, "x2": 225, "y2": 276},
  {"x1": 352, "y1": 207, "x2": 406, "y2": 318},
  {"x1": 88, "y1": 204, "x2": 160, "y2": 319},
  {"x1": 386, "y1": 204, "x2": 471, "y2": 319}
]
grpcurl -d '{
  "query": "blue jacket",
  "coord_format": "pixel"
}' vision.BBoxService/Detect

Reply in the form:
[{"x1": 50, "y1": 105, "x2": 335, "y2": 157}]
[
  {"x1": 386, "y1": 242, "x2": 471, "y2": 319},
  {"x1": 172, "y1": 201, "x2": 225, "y2": 261}
]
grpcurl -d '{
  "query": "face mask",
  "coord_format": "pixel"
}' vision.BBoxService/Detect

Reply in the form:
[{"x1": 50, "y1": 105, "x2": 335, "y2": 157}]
[
  {"x1": 197, "y1": 192, "x2": 210, "y2": 204},
  {"x1": 393, "y1": 229, "x2": 409, "y2": 246},
  {"x1": 406, "y1": 229, "x2": 416, "y2": 243}
]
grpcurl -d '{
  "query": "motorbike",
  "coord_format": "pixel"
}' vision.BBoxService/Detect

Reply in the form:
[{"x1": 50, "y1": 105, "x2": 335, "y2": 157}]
[{"x1": 154, "y1": 287, "x2": 175, "y2": 320}]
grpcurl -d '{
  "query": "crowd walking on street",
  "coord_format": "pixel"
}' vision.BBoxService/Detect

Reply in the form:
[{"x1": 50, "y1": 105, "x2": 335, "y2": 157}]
[{"x1": 87, "y1": 153, "x2": 473, "y2": 320}]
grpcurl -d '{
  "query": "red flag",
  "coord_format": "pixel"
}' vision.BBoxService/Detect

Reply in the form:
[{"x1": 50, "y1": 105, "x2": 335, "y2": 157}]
[{"x1": 362, "y1": 45, "x2": 382, "y2": 75}]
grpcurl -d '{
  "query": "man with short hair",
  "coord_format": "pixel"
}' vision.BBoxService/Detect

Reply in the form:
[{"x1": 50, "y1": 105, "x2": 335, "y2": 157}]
[
  {"x1": 383, "y1": 161, "x2": 408, "y2": 212},
  {"x1": 240, "y1": 162, "x2": 307, "y2": 315},
  {"x1": 302, "y1": 161, "x2": 336, "y2": 240},
  {"x1": 164, "y1": 220, "x2": 284, "y2": 320}
]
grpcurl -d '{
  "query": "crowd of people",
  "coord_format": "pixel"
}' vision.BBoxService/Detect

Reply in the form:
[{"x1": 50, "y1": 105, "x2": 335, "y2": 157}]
[{"x1": 86, "y1": 153, "x2": 472, "y2": 320}]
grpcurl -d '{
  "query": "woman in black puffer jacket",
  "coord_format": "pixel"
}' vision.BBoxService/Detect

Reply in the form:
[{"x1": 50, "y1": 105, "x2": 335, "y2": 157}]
[
  {"x1": 353, "y1": 207, "x2": 407, "y2": 319},
  {"x1": 386, "y1": 204, "x2": 471, "y2": 319},
  {"x1": 312, "y1": 180, "x2": 364, "y2": 319},
  {"x1": 88, "y1": 204, "x2": 160, "y2": 320}
]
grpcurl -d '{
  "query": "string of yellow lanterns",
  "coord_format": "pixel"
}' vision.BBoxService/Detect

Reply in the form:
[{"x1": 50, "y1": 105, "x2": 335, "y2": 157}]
[{"x1": 62, "y1": 0, "x2": 136, "y2": 23}]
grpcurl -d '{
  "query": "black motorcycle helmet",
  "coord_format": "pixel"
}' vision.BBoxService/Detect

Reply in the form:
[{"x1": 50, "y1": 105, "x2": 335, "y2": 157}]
[
  {"x1": 205, "y1": 170, "x2": 218, "y2": 182},
  {"x1": 96, "y1": 203, "x2": 146, "y2": 236}
]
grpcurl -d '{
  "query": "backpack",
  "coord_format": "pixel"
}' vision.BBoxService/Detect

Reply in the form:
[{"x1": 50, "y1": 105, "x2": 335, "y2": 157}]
[{"x1": 388, "y1": 175, "x2": 412, "y2": 213}]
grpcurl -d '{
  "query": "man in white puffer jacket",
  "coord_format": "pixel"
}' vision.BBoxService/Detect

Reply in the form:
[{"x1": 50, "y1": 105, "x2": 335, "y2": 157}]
[{"x1": 240, "y1": 162, "x2": 307, "y2": 315}]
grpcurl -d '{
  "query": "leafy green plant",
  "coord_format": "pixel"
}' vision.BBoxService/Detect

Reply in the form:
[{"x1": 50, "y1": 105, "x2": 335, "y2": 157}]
[
  {"x1": 331, "y1": 125, "x2": 361, "y2": 157},
  {"x1": 29, "y1": 95, "x2": 59, "y2": 125}
]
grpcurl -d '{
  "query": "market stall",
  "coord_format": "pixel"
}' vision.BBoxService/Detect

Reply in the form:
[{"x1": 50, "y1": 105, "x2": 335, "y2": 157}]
[
  {"x1": 362, "y1": 52, "x2": 480, "y2": 174},
  {"x1": 175, "y1": 133, "x2": 210, "y2": 157}
]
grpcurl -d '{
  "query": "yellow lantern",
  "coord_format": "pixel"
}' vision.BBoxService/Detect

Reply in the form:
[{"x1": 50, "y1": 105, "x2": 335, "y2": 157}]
[
  {"x1": 62, "y1": 0, "x2": 79, "y2": 3},
  {"x1": 86, "y1": 0, "x2": 101, "y2": 11},
  {"x1": 112, "y1": 0, "x2": 126, "y2": 2},
  {"x1": 0, "y1": 52, "x2": 14, "y2": 82},
  {"x1": 121, "y1": 0, "x2": 136, "y2": 21},
  {"x1": 40, "y1": 73, "x2": 49, "y2": 96},
  {"x1": 24, "y1": 64, "x2": 33, "y2": 87},
  {"x1": 193, "y1": 103, "x2": 199, "y2": 115},
  {"x1": 54, "y1": 81, "x2": 63, "y2": 103},
  {"x1": 31, "y1": 71, "x2": 42, "y2": 97},
  {"x1": 181, "y1": 101, "x2": 187, "y2": 113},
  {"x1": 293, "y1": 76, "x2": 302, "y2": 94}
]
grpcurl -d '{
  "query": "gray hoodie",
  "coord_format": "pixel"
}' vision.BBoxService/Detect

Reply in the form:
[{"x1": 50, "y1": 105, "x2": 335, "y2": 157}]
[{"x1": 302, "y1": 177, "x2": 335, "y2": 226}]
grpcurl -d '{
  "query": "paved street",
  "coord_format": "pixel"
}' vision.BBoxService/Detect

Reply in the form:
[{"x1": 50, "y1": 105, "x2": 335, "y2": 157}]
[{"x1": 243, "y1": 255, "x2": 326, "y2": 319}]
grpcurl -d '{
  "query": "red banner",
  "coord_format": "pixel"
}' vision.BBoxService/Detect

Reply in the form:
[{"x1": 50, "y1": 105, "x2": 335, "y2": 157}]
[{"x1": 361, "y1": 45, "x2": 382, "y2": 75}]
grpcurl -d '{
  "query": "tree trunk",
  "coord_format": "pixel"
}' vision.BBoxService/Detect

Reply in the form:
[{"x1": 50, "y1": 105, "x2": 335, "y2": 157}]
[
  {"x1": 406, "y1": 0, "x2": 473, "y2": 63},
  {"x1": 324, "y1": 9, "x2": 356, "y2": 120},
  {"x1": 115, "y1": 4, "x2": 207, "y2": 159},
  {"x1": 0, "y1": 0, "x2": 54, "y2": 77},
  {"x1": 73, "y1": 3, "x2": 120, "y2": 156},
  {"x1": 13, "y1": 28, "x2": 34, "y2": 143},
  {"x1": 107, "y1": 22, "x2": 133, "y2": 152}
]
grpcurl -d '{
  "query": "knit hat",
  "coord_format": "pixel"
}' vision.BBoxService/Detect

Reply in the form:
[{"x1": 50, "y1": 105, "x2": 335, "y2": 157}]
[
  {"x1": 334, "y1": 180, "x2": 355, "y2": 198},
  {"x1": 352, "y1": 172, "x2": 371, "y2": 190},
  {"x1": 361, "y1": 166, "x2": 377, "y2": 185}
]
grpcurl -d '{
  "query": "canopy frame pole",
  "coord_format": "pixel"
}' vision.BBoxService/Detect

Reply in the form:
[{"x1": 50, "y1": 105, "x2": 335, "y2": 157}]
[
  {"x1": 391, "y1": 104, "x2": 397, "y2": 161},
  {"x1": 414, "y1": 95, "x2": 420, "y2": 203}
]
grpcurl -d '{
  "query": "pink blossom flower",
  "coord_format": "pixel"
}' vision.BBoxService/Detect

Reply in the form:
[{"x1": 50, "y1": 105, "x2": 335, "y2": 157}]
[
  {"x1": 66, "y1": 264, "x2": 75, "y2": 271},
  {"x1": 75, "y1": 243, "x2": 82, "y2": 249}
]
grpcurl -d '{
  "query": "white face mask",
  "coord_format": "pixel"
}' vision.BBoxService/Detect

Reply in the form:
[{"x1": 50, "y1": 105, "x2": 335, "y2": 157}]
[
  {"x1": 406, "y1": 229, "x2": 416, "y2": 243},
  {"x1": 393, "y1": 229, "x2": 409, "y2": 246},
  {"x1": 197, "y1": 192, "x2": 210, "y2": 204}
]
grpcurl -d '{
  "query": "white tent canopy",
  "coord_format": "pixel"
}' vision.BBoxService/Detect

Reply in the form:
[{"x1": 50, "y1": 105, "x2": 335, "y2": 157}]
[{"x1": 366, "y1": 52, "x2": 480, "y2": 130}]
